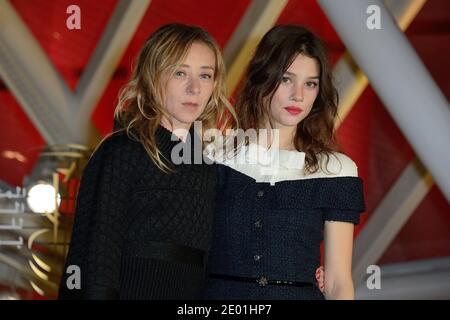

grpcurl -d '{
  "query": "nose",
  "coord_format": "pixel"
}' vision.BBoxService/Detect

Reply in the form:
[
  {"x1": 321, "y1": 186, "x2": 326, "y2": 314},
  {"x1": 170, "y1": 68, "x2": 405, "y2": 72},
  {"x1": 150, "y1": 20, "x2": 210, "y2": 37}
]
[
  {"x1": 186, "y1": 77, "x2": 200, "y2": 95},
  {"x1": 291, "y1": 84, "x2": 304, "y2": 102}
]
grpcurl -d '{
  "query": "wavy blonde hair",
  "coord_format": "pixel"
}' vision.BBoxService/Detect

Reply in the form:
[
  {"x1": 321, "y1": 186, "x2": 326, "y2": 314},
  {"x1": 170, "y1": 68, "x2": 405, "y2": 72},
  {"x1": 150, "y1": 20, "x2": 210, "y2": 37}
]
[{"x1": 113, "y1": 23, "x2": 234, "y2": 172}]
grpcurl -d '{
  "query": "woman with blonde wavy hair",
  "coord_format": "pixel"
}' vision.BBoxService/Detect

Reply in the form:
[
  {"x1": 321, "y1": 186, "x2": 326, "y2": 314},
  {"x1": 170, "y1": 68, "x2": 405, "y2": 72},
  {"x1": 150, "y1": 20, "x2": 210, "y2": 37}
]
[{"x1": 59, "y1": 23, "x2": 234, "y2": 300}]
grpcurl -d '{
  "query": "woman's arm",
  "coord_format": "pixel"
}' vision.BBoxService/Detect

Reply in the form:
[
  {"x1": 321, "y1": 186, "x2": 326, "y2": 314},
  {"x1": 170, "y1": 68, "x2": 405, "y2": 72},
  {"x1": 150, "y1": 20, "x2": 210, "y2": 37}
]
[
  {"x1": 59, "y1": 136, "x2": 132, "y2": 299},
  {"x1": 323, "y1": 220, "x2": 355, "y2": 300}
]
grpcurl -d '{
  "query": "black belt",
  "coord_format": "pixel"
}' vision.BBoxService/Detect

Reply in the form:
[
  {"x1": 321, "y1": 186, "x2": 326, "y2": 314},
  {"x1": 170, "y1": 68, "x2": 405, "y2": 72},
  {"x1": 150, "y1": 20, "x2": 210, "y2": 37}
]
[
  {"x1": 208, "y1": 273, "x2": 314, "y2": 288},
  {"x1": 126, "y1": 241, "x2": 206, "y2": 268}
]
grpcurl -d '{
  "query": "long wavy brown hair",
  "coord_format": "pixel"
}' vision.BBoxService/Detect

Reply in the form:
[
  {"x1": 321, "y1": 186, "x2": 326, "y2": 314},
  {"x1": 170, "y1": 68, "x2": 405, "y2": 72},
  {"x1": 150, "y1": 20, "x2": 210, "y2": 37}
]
[
  {"x1": 235, "y1": 24, "x2": 339, "y2": 174},
  {"x1": 113, "y1": 23, "x2": 234, "y2": 172}
]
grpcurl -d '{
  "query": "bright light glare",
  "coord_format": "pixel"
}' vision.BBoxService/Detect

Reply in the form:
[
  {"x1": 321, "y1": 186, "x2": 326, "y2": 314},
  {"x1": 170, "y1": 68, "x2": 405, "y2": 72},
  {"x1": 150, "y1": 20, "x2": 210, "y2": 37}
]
[{"x1": 27, "y1": 183, "x2": 61, "y2": 213}]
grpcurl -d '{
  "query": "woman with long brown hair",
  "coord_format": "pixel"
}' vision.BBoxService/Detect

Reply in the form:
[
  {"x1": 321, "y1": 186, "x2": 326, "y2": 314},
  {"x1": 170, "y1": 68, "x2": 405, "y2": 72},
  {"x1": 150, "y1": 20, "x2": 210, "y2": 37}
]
[
  {"x1": 59, "y1": 23, "x2": 234, "y2": 300},
  {"x1": 204, "y1": 25, "x2": 365, "y2": 300}
]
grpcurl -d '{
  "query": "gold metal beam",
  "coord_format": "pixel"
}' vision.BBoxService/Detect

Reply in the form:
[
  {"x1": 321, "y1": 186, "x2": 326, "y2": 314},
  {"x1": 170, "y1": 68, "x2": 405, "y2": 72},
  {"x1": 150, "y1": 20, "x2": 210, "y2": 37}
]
[{"x1": 226, "y1": 0, "x2": 289, "y2": 95}]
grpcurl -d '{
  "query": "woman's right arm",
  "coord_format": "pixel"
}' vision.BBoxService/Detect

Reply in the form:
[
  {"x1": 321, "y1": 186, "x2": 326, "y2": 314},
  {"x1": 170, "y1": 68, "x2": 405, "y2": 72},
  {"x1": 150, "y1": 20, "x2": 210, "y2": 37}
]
[{"x1": 59, "y1": 137, "x2": 133, "y2": 299}]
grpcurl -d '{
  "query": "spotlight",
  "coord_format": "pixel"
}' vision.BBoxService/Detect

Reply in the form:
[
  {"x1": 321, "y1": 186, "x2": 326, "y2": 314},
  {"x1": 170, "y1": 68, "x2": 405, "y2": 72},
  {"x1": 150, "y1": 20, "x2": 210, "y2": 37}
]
[{"x1": 26, "y1": 182, "x2": 61, "y2": 214}]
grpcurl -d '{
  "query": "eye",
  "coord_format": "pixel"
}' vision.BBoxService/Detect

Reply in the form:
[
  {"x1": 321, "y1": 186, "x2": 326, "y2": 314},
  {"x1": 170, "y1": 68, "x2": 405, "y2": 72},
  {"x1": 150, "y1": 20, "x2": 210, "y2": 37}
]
[
  {"x1": 305, "y1": 81, "x2": 318, "y2": 88},
  {"x1": 200, "y1": 73, "x2": 213, "y2": 80},
  {"x1": 174, "y1": 70, "x2": 186, "y2": 77},
  {"x1": 281, "y1": 76, "x2": 291, "y2": 84}
]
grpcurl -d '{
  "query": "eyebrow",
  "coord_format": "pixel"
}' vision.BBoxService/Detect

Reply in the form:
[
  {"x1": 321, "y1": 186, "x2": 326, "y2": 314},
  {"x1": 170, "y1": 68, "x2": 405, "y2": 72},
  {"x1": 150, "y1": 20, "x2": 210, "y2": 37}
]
[
  {"x1": 284, "y1": 71, "x2": 319, "y2": 79},
  {"x1": 179, "y1": 64, "x2": 215, "y2": 71}
]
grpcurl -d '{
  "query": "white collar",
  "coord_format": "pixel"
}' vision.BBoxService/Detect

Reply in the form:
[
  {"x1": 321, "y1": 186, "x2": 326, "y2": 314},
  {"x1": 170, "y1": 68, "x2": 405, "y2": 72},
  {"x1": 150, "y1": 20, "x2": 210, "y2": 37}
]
[{"x1": 235, "y1": 143, "x2": 305, "y2": 170}]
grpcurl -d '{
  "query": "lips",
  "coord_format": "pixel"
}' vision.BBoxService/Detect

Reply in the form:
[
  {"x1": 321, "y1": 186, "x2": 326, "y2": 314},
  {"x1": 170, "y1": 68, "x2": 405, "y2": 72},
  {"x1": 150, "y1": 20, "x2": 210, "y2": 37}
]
[
  {"x1": 284, "y1": 106, "x2": 303, "y2": 115},
  {"x1": 182, "y1": 102, "x2": 199, "y2": 108}
]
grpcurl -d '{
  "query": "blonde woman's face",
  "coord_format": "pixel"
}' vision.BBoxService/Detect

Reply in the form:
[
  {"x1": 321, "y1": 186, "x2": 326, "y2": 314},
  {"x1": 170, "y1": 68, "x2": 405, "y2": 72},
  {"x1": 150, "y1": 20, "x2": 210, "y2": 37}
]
[{"x1": 161, "y1": 42, "x2": 216, "y2": 131}]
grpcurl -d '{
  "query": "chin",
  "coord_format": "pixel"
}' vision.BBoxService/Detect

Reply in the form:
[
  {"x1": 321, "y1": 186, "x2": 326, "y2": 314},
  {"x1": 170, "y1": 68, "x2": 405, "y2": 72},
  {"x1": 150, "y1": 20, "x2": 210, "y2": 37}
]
[
  {"x1": 277, "y1": 117, "x2": 302, "y2": 128},
  {"x1": 174, "y1": 115, "x2": 200, "y2": 126}
]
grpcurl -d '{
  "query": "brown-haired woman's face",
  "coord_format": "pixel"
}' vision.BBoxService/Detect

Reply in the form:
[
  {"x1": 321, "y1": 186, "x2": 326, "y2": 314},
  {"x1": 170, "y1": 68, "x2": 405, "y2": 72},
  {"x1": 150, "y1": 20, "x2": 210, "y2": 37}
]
[
  {"x1": 161, "y1": 42, "x2": 216, "y2": 130},
  {"x1": 268, "y1": 53, "x2": 320, "y2": 129}
]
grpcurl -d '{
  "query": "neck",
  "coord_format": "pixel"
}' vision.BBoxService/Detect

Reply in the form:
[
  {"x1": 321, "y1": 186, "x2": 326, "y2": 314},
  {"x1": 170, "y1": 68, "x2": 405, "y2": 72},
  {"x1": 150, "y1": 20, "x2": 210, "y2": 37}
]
[
  {"x1": 260, "y1": 123, "x2": 297, "y2": 151},
  {"x1": 160, "y1": 118, "x2": 192, "y2": 142}
]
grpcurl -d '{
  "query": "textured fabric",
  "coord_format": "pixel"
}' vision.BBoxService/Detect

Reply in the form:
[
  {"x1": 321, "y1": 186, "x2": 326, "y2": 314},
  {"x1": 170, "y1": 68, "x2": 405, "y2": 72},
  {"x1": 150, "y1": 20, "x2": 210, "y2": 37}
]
[
  {"x1": 203, "y1": 147, "x2": 366, "y2": 300},
  {"x1": 58, "y1": 125, "x2": 216, "y2": 300}
]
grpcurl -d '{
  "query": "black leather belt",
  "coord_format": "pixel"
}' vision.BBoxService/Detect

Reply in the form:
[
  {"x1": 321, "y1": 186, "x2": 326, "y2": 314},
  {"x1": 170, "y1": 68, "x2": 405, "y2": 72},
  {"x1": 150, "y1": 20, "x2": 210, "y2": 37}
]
[{"x1": 208, "y1": 273, "x2": 314, "y2": 288}]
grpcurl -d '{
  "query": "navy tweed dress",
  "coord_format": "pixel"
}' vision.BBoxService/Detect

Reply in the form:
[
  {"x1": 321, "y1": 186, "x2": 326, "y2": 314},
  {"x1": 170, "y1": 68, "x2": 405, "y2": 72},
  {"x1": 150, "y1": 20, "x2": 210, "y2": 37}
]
[{"x1": 203, "y1": 143, "x2": 365, "y2": 300}]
